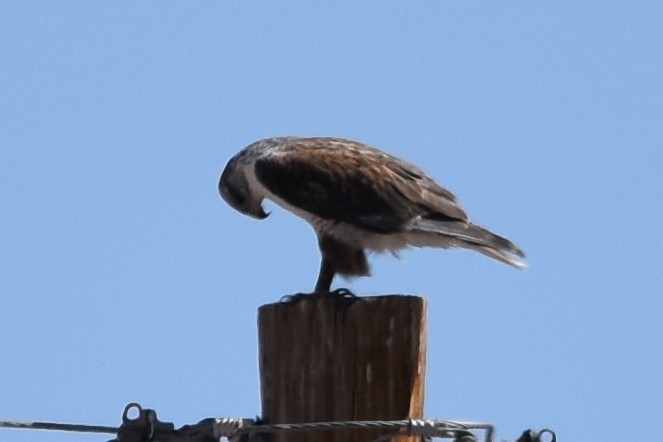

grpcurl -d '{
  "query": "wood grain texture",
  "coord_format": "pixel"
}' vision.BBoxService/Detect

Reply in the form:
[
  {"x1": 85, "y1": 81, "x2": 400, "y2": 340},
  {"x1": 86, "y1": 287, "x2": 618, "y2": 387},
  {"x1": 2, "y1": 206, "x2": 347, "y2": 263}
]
[{"x1": 258, "y1": 295, "x2": 427, "y2": 442}]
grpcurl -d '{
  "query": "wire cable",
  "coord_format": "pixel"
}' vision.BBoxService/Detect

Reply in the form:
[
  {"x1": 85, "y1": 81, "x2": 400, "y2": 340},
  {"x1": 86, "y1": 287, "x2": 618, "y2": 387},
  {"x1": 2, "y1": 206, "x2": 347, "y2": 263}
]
[{"x1": 0, "y1": 418, "x2": 118, "y2": 434}]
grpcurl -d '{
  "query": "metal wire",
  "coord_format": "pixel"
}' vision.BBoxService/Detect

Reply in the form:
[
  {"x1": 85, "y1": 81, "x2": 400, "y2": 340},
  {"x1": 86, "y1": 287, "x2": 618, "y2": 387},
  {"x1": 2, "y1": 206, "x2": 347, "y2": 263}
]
[
  {"x1": 229, "y1": 418, "x2": 494, "y2": 442},
  {"x1": 1, "y1": 415, "x2": 502, "y2": 442},
  {"x1": 0, "y1": 418, "x2": 118, "y2": 434}
]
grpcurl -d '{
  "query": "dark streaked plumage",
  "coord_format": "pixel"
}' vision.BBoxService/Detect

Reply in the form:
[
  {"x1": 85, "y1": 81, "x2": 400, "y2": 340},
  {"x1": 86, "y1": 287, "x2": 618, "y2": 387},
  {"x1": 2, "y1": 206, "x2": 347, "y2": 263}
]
[{"x1": 219, "y1": 136, "x2": 526, "y2": 293}]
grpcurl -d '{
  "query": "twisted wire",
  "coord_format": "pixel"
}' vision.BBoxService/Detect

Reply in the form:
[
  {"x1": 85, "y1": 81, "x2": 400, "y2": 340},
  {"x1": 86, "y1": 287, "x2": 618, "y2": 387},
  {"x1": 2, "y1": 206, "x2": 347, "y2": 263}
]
[
  {"x1": 229, "y1": 418, "x2": 493, "y2": 441},
  {"x1": 0, "y1": 418, "x2": 118, "y2": 434},
  {"x1": 1, "y1": 416, "x2": 495, "y2": 442}
]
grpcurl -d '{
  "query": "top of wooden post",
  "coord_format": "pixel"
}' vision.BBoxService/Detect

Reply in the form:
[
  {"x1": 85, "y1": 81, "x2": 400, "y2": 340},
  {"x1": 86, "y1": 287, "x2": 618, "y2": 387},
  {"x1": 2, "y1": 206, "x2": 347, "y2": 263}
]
[{"x1": 258, "y1": 294, "x2": 427, "y2": 442}]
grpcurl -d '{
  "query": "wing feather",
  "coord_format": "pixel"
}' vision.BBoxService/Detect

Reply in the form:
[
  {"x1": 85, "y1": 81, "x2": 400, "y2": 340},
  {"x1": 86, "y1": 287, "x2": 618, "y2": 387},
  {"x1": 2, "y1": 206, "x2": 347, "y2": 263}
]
[{"x1": 253, "y1": 138, "x2": 468, "y2": 233}]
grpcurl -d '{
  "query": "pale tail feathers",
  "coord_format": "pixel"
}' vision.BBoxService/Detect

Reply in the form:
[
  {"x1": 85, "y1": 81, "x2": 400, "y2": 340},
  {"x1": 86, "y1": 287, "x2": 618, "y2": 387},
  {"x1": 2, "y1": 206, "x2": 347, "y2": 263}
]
[{"x1": 408, "y1": 218, "x2": 527, "y2": 269}]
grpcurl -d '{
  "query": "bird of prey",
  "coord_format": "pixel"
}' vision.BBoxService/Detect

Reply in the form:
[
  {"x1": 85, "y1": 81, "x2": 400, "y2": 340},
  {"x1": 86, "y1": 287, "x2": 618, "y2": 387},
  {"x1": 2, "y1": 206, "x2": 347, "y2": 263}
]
[{"x1": 219, "y1": 137, "x2": 526, "y2": 294}]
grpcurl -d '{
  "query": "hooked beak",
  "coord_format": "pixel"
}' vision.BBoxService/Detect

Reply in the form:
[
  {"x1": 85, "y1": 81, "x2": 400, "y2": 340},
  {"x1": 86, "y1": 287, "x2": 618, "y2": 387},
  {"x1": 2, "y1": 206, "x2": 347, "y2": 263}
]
[{"x1": 250, "y1": 204, "x2": 270, "y2": 220}]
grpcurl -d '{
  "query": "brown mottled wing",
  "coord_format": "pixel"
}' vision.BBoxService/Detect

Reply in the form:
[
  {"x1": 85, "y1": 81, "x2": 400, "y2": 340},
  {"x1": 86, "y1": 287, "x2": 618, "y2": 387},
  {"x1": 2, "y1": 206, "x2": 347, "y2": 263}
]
[{"x1": 253, "y1": 139, "x2": 468, "y2": 233}]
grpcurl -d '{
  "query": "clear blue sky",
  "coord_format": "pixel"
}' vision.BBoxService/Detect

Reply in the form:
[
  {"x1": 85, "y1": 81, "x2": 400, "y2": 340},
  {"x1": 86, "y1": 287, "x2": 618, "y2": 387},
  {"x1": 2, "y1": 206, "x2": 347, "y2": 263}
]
[{"x1": 1, "y1": 2, "x2": 662, "y2": 441}]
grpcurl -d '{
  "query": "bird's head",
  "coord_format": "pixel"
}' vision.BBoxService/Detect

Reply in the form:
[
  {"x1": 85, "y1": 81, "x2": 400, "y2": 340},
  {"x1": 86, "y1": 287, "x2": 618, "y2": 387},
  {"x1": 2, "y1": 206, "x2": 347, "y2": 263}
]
[{"x1": 218, "y1": 156, "x2": 269, "y2": 220}]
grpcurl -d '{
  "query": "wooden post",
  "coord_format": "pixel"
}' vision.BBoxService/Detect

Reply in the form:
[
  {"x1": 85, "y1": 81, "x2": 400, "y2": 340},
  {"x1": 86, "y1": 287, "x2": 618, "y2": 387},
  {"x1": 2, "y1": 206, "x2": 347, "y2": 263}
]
[{"x1": 258, "y1": 295, "x2": 427, "y2": 442}]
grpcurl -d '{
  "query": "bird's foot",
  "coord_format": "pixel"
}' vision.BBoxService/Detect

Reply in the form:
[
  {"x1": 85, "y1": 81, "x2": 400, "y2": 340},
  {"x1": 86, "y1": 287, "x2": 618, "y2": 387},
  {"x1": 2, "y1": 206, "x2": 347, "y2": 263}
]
[
  {"x1": 279, "y1": 292, "x2": 310, "y2": 303},
  {"x1": 280, "y1": 288, "x2": 359, "y2": 304},
  {"x1": 328, "y1": 288, "x2": 358, "y2": 299}
]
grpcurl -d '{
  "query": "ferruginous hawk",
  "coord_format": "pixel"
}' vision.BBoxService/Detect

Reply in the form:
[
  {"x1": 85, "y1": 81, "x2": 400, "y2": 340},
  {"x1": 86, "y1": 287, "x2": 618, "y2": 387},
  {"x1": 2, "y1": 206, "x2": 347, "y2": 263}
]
[{"x1": 219, "y1": 137, "x2": 526, "y2": 294}]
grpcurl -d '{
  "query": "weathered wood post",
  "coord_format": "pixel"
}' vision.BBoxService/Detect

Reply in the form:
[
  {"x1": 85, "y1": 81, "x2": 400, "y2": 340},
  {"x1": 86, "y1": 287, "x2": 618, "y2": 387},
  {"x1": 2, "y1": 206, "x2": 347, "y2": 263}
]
[{"x1": 258, "y1": 295, "x2": 427, "y2": 442}]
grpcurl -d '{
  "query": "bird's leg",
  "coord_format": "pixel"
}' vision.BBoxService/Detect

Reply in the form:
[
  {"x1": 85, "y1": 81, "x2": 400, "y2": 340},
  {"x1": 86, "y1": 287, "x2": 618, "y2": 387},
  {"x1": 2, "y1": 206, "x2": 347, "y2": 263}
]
[
  {"x1": 281, "y1": 236, "x2": 364, "y2": 303},
  {"x1": 314, "y1": 256, "x2": 335, "y2": 294},
  {"x1": 279, "y1": 258, "x2": 335, "y2": 303},
  {"x1": 314, "y1": 259, "x2": 358, "y2": 300},
  {"x1": 280, "y1": 257, "x2": 358, "y2": 303}
]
